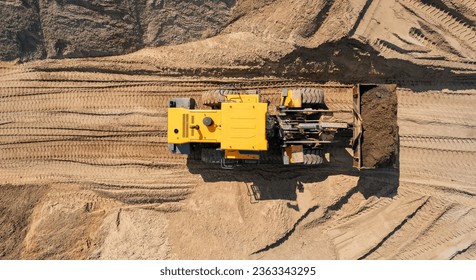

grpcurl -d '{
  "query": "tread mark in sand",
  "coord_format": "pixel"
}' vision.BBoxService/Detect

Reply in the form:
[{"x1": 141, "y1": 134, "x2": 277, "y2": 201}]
[
  {"x1": 401, "y1": 0, "x2": 476, "y2": 48},
  {"x1": 397, "y1": 206, "x2": 476, "y2": 259},
  {"x1": 363, "y1": 198, "x2": 449, "y2": 259}
]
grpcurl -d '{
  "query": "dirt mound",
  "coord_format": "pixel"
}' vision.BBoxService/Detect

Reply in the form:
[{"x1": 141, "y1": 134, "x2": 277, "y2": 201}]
[
  {"x1": 0, "y1": 1, "x2": 45, "y2": 61},
  {"x1": 0, "y1": 0, "x2": 236, "y2": 61},
  {"x1": 3, "y1": 0, "x2": 476, "y2": 68},
  {"x1": 360, "y1": 85, "x2": 398, "y2": 168}
]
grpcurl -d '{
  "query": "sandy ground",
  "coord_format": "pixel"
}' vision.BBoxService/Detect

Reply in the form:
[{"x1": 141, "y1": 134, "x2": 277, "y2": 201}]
[{"x1": 1, "y1": 0, "x2": 475, "y2": 259}]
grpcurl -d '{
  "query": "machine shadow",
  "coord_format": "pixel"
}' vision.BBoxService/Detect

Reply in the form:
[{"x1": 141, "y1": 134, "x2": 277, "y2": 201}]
[{"x1": 186, "y1": 147, "x2": 400, "y2": 202}]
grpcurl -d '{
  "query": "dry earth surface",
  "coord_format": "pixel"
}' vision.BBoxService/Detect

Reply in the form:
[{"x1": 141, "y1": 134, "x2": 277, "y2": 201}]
[{"x1": 1, "y1": 0, "x2": 475, "y2": 259}]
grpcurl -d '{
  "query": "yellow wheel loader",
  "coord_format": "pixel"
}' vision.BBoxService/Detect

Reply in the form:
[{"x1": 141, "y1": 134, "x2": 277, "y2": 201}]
[{"x1": 167, "y1": 85, "x2": 396, "y2": 169}]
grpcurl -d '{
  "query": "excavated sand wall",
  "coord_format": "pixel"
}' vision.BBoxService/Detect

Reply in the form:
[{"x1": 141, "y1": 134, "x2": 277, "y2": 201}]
[{"x1": 0, "y1": 0, "x2": 236, "y2": 61}]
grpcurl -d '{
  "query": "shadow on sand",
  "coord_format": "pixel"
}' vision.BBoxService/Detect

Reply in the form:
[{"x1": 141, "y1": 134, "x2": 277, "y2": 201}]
[{"x1": 186, "y1": 148, "x2": 400, "y2": 205}]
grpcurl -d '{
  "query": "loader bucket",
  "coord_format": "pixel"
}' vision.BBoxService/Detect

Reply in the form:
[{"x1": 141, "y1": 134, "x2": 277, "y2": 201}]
[
  {"x1": 352, "y1": 85, "x2": 363, "y2": 169},
  {"x1": 352, "y1": 84, "x2": 398, "y2": 169}
]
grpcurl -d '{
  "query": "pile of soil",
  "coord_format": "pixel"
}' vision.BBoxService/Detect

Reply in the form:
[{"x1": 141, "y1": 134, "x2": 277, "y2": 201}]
[
  {"x1": 360, "y1": 85, "x2": 398, "y2": 168},
  {"x1": 0, "y1": 0, "x2": 235, "y2": 61}
]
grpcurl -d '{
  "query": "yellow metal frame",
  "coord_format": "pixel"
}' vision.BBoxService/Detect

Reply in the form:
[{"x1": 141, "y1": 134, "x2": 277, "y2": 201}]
[
  {"x1": 220, "y1": 102, "x2": 267, "y2": 151},
  {"x1": 280, "y1": 89, "x2": 302, "y2": 108},
  {"x1": 224, "y1": 150, "x2": 260, "y2": 160},
  {"x1": 168, "y1": 93, "x2": 268, "y2": 152},
  {"x1": 285, "y1": 145, "x2": 304, "y2": 163},
  {"x1": 225, "y1": 94, "x2": 259, "y2": 104},
  {"x1": 168, "y1": 108, "x2": 222, "y2": 144}
]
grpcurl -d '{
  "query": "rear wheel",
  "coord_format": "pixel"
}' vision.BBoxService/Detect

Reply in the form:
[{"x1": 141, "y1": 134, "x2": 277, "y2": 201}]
[
  {"x1": 201, "y1": 148, "x2": 223, "y2": 164},
  {"x1": 303, "y1": 149, "x2": 324, "y2": 165},
  {"x1": 202, "y1": 90, "x2": 226, "y2": 109}
]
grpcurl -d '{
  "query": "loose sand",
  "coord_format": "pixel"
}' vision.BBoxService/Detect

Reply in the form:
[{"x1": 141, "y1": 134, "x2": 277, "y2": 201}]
[{"x1": 0, "y1": 0, "x2": 475, "y2": 259}]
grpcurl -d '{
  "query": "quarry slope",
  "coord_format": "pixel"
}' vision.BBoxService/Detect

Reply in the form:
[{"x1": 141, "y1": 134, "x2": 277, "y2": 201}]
[{"x1": 1, "y1": 0, "x2": 475, "y2": 259}]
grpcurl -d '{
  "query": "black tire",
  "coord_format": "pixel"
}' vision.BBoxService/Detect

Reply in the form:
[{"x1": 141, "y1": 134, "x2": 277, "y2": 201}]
[
  {"x1": 300, "y1": 88, "x2": 324, "y2": 105},
  {"x1": 303, "y1": 149, "x2": 324, "y2": 165},
  {"x1": 261, "y1": 149, "x2": 282, "y2": 164},
  {"x1": 202, "y1": 90, "x2": 226, "y2": 108},
  {"x1": 202, "y1": 89, "x2": 259, "y2": 108},
  {"x1": 201, "y1": 148, "x2": 223, "y2": 164}
]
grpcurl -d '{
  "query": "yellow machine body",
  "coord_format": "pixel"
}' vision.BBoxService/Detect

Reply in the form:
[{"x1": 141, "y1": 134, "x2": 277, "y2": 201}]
[
  {"x1": 224, "y1": 150, "x2": 260, "y2": 160},
  {"x1": 168, "y1": 85, "x2": 394, "y2": 169},
  {"x1": 168, "y1": 109, "x2": 222, "y2": 144},
  {"x1": 284, "y1": 145, "x2": 304, "y2": 164},
  {"x1": 220, "y1": 101, "x2": 267, "y2": 151},
  {"x1": 168, "y1": 94, "x2": 268, "y2": 159},
  {"x1": 280, "y1": 89, "x2": 302, "y2": 108}
]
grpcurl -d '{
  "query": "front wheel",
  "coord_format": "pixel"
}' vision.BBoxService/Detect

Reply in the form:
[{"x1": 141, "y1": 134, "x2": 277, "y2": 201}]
[{"x1": 300, "y1": 88, "x2": 324, "y2": 106}]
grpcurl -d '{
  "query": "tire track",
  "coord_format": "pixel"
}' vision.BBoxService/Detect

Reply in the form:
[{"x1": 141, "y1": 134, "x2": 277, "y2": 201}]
[
  {"x1": 398, "y1": 90, "x2": 476, "y2": 127},
  {"x1": 400, "y1": 145, "x2": 476, "y2": 188},
  {"x1": 407, "y1": 27, "x2": 463, "y2": 58},
  {"x1": 372, "y1": 20, "x2": 476, "y2": 70},
  {"x1": 2, "y1": 159, "x2": 197, "y2": 210},
  {"x1": 400, "y1": 146, "x2": 476, "y2": 170},
  {"x1": 321, "y1": 192, "x2": 406, "y2": 231},
  {"x1": 0, "y1": 142, "x2": 184, "y2": 162},
  {"x1": 400, "y1": 0, "x2": 476, "y2": 50},
  {"x1": 358, "y1": 197, "x2": 430, "y2": 260},
  {"x1": 409, "y1": 27, "x2": 439, "y2": 48},
  {"x1": 0, "y1": 161, "x2": 194, "y2": 182},
  {"x1": 400, "y1": 135, "x2": 476, "y2": 151},
  {"x1": 399, "y1": 182, "x2": 476, "y2": 208},
  {"x1": 371, "y1": 38, "x2": 476, "y2": 71},
  {"x1": 0, "y1": 92, "x2": 176, "y2": 112},
  {"x1": 93, "y1": 188, "x2": 193, "y2": 204},
  {"x1": 399, "y1": 112, "x2": 476, "y2": 127},
  {"x1": 363, "y1": 197, "x2": 450, "y2": 259},
  {"x1": 320, "y1": 189, "x2": 429, "y2": 259},
  {"x1": 85, "y1": 168, "x2": 198, "y2": 207},
  {"x1": 0, "y1": 135, "x2": 167, "y2": 146},
  {"x1": 461, "y1": 0, "x2": 476, "y2": 12},
  {"x1": 398, "y1": 90, "x2": 476, "y2": 106},
  {"x1": 400, "y1": 168, "x2": 476, "y2": 191},
  {"x1": 396, "y1": 205, "x2": 476, "y2": 259},
  {"x1": 0, "y1": 127, "x2": 168, "y2": 144},
  {"x1": 44, "y1": 189, "x2": 123, "y2": 206},
  {"x1": 0, "y1": 82, "x2": 354, "y2": 114},
  {"x1": 450, "y1": 243, "x2": 476, "y2": 260},
  {"x1": 91, "y1": 182, "x2": 195, "y2": 191}
]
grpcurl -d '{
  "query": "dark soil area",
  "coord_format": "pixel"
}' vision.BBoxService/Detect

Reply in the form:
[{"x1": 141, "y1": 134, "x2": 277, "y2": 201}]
[
  {"x1": 0, "y1": 0, "x2": 236, "y2": 61},
  {"x1": 360, "y1": 84, "x2": 398, "y2": 168}
]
